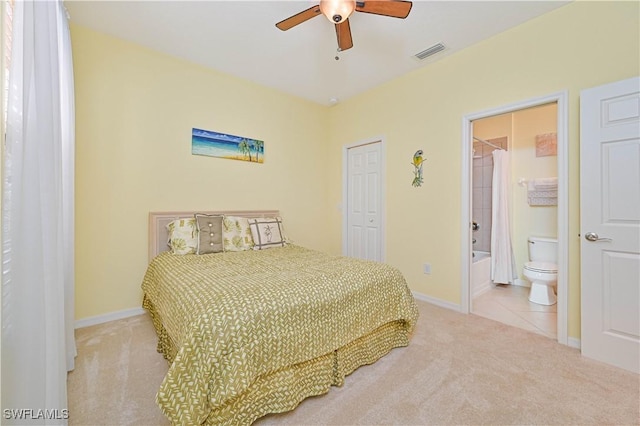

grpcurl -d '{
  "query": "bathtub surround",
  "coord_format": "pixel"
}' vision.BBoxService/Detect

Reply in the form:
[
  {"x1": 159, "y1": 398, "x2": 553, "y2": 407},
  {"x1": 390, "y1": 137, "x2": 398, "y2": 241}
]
[
  {"x1": 471, "y1": 251, "x2": 492, "y2": 298},
  {"x1": 471, "y1": 136, "x2": 508, "y2": 253}
]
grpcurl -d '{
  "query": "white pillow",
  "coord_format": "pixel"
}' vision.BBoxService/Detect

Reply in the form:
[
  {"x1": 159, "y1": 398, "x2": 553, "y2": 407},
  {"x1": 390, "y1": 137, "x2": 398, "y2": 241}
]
[
  {"x1": 166, "y1": 218, "x2": 197, "y2": 255},
  {"x1": 247, "y1": 217, "x2": 286, "y2": 250}
]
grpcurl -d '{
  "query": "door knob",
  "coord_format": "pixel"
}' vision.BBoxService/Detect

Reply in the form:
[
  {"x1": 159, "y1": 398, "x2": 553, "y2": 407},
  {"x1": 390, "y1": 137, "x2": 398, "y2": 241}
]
[
  {"x1": 369, "y1": 218, "x2": 374, "y2": 223},
  {"x1": 585, "y1": 232, "x2": 612, "y2": 242}
]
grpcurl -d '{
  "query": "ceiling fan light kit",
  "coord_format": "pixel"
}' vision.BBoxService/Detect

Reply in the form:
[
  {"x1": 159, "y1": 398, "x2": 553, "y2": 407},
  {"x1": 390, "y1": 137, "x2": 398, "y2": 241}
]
[
  {"x1": 276, "y1": 0, "x2": 413, "y2": 52},
  {"x1": 319, "y1": 0, "x2": 356, "y2": 23}
]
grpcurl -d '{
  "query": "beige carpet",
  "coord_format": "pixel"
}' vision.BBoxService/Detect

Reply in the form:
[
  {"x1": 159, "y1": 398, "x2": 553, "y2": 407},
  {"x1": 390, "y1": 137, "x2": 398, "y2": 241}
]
[{"x1": 68, "y1": 300, "x2": 640, "y2": 425}]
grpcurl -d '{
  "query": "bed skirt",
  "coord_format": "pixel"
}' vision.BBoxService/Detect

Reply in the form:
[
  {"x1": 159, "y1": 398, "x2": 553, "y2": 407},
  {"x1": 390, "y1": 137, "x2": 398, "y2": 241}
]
[{"x1": 143, "y1": 295, "x2": 412, "y2": 425}]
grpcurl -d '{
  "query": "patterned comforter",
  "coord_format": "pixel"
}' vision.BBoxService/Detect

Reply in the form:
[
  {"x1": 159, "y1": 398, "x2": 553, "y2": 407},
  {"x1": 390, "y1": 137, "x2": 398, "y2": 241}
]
[{"x1": 141, "y1": 245, "x2": 418, "y2": 425}]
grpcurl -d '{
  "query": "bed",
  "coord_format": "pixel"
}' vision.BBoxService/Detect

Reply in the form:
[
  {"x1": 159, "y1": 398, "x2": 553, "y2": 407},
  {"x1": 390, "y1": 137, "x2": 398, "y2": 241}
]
[{"x1": 142, "y1": 210, "x2": 419, "y2": 425}]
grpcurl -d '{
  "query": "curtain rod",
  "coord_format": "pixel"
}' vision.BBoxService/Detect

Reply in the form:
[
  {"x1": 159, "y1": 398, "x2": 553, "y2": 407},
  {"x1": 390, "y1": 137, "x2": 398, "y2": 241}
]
[{"x1": 473, "y1": 136, "x2": 503, "y2": 150}]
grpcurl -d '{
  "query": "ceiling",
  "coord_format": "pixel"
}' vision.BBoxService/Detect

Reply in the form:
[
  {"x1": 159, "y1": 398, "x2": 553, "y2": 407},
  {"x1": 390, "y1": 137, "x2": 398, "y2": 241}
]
[{"x1": 64, "y1": 1, "x2": 570, "y2": 106}]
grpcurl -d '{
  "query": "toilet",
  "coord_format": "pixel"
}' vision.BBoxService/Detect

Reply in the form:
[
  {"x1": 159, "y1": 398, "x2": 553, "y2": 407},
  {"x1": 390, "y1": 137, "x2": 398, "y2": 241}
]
[{"x1": 523, "y1": 236, "x2": 558, "y2": 306}]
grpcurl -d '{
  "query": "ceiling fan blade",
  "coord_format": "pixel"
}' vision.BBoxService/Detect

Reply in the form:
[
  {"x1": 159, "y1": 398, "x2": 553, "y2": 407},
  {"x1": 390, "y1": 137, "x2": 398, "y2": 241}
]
[
  {"x1": 276, "y1": 5, "x2": 322, "y2": 31},
  {"x1": 355, "y1": 0, "x2": 412, "y2": 19},
  {"x1": 335, "y1": 19, "x2": 354, "y2": 51}
]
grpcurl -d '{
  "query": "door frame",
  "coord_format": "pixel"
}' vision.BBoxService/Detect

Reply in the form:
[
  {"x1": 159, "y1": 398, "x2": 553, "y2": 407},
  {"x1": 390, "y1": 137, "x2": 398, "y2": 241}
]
[
  {"x1": 459, "y1": 91, "x2": 569, "y2": 346},
  {"x1": 342, "y1": 137, "x2": 386, "y2": 261}
]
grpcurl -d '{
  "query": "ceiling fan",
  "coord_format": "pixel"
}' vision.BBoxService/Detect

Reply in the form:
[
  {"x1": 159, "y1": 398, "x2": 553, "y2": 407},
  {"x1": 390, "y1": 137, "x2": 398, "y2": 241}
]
[{"x1": 275, "y1": 0, "x2": 412, "y2": 52}]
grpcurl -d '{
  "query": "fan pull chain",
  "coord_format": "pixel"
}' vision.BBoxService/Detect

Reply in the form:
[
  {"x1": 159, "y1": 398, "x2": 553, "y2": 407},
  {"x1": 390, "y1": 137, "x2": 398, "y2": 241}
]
[{"x1": 335, "y1": 48, "x2": 341, "y2": 61}]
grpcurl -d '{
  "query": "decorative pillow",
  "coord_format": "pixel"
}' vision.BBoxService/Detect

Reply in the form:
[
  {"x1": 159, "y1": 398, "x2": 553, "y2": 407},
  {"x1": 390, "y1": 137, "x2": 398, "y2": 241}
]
[
  {"x1": 166, "y1": 218, "x2": 197, "y2": 255},
  {"x1": 194, "y1": 214, "x2": 224, "y2": 255},
  {"x1": 248, "y1": 217, "x2": 286, "y2": 250},
  {"x1": 222, "y1": 216, "x2": 255, "y2": 251}
]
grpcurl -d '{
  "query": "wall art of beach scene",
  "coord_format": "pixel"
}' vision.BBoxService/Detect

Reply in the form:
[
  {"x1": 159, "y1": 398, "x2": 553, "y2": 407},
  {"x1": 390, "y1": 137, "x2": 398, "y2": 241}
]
[{"x1": 192, "y1": 128, "x2": 264, "y2": 163}]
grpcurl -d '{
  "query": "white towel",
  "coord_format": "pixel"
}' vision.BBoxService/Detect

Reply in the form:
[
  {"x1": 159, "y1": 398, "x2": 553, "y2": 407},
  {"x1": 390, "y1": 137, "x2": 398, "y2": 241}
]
[{"x1": 527, "y1": 177, "x2": 557, "y2": 191}]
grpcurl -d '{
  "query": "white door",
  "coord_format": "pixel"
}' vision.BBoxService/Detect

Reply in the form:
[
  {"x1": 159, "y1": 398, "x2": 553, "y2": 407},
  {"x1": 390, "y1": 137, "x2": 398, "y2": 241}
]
[
  {"x1": 347, "y1": 142, "x2": 383, "y2": 261},
  {"x1": 580, "y1": 76, "x2": 640, "y2": 373}
]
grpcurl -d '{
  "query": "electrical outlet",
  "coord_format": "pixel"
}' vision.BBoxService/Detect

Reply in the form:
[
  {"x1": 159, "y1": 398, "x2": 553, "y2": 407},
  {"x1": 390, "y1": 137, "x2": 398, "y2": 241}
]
[{"x1": 423, "y1": 263, "x2": 431, "y2": 274}]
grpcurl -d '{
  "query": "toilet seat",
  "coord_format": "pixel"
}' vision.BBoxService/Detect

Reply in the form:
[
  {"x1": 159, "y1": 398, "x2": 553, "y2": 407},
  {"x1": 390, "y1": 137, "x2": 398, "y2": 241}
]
[{"x1": 524, "y1": 261, "x2": 557, "y2": 273}]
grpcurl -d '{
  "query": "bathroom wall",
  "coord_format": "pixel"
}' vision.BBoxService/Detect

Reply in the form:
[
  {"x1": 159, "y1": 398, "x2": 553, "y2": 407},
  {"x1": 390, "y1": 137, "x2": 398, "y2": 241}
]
[
  {"x1": 472, "y1": 114, "x2": 513, "y2": 253},
  {"x1": 511, "y1": 103, "x2": 558, "y2": 283},
  {"x1": 472, "y1": 104, "x2": 557, "y2": 285}
]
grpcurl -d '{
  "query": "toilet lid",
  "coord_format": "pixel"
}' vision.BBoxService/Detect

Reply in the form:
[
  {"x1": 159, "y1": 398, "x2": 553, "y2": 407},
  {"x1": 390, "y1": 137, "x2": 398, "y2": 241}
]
[{"x1": 524, "y1": 261, "x2": 558, "y2": 273}]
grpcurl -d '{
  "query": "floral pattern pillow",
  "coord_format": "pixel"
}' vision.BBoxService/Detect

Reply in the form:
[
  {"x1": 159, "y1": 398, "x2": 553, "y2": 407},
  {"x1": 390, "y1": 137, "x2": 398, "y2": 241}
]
[
  {"x1": 222, "y1": 216, "x2": 255, "y2": 251},
  {"x1": 166, "y1": 218, "x2": 198, "y2": 255}
]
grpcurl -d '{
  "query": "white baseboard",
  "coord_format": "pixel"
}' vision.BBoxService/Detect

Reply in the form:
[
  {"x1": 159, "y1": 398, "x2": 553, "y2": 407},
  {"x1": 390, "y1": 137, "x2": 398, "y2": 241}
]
[
  {"x1": 567, "y1": 337, "x2": 581, "y2": 349},
  {"x1": 473, "y1": 281, "x2": 492, "y2": 298},
  {"x1": 75, "y1": 307, "x2": 146, "y2": 329},
  {"x1": 412, "y1": 291, "x2": 461, "y2": 312},
  {"x1": 513, "y1": 278, "x2": 530, "y2": 288}
]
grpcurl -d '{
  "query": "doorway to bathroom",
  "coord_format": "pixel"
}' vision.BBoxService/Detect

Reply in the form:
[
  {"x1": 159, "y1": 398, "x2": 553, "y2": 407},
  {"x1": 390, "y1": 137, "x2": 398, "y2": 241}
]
[{"x1": 460, "y1": 92, "x2": 569, "y2": 346}]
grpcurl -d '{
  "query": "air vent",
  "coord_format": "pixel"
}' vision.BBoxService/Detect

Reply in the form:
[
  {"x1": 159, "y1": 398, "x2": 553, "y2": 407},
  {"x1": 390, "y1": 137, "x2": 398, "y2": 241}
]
[{"x1": 414, "y1": 43, "x2": 446, "y2": 60}]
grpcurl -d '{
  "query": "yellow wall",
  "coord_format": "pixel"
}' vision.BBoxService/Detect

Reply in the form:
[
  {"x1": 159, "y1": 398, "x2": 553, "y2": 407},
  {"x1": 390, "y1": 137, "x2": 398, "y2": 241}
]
[
  {"x1": 72, "y1": 25, "x2": 330, "y2": 319},
  {"x1": 326, "y1": 1, "x2": 639, "y2": 339},
  {"x1": 73, "y1": 2, "x2": 639, "y2": 341}
]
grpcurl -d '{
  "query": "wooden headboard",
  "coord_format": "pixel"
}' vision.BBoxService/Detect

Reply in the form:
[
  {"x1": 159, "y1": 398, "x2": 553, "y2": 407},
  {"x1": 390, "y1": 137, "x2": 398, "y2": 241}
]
[{"x1": 148, "y1": 210, "x2": 280, "y2": 262}]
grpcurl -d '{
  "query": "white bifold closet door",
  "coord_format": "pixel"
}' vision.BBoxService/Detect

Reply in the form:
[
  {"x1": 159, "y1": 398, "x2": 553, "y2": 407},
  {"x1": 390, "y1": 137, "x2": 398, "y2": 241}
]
[{"x1": 346, "y1": 142, "x2": 383, "y2": 262}]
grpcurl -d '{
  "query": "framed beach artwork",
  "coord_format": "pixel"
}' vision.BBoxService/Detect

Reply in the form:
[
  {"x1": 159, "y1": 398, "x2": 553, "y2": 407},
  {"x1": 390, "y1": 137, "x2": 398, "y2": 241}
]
[{"x1": 192, "y1": 128, "x2": 264, "y2": 163}]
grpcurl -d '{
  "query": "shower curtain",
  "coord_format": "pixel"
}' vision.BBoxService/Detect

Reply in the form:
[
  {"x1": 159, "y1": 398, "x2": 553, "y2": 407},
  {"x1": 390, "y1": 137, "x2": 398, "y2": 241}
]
[{"x1": 490, "y1": 150, "x2": 517, "y2": 284}]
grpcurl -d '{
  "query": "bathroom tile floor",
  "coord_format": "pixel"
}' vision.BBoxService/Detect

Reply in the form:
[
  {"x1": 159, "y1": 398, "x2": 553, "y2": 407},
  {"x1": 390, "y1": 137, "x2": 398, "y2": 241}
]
[{"x1": 472, "y1": 284, "x2": 557, "y2": 340}]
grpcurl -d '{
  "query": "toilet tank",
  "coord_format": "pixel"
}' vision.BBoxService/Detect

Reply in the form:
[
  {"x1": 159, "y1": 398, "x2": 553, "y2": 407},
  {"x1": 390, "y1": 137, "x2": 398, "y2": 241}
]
[{"x1": 528, "y1": 236, "x2": 558, "y2": 263}]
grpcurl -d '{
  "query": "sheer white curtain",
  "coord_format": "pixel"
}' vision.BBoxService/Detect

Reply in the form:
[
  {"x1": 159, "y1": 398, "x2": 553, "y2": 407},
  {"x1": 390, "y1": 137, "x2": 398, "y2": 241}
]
[
  {"x1": 490, "y1": 149, "x2": 517, "y2": 284},
  {"x1": 1, "y1": 0, "x2": 76, "y2": 423}
]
